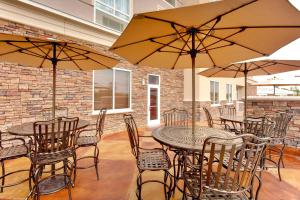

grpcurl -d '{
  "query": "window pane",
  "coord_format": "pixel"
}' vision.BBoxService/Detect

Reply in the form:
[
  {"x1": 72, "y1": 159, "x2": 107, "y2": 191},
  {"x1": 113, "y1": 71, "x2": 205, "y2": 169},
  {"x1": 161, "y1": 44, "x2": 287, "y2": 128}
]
[
  {"x1": 150, "y1": 88, "x2": 158, "y2": 120},
  {"x1": 165, "y1": 0, "x2": 176, "y2": 6},
  {"x1": 210, "y1": 81, "x2": 214, "y2": 102},
  {"x1": 115, "y1": 0, "x2": 129, "y2": 14},
  {"x1": 148, "y1": 75, "x2": 159, "y2": 85},
  {"x1": 115, "y1": 70, "x2": 130, "y2": 109},
  {"x1": 215, "y1": 82, "x2": 219, "y2": 103},
  {"x1": 94, "y1": 70, "x2": 113, "y2": 110}
]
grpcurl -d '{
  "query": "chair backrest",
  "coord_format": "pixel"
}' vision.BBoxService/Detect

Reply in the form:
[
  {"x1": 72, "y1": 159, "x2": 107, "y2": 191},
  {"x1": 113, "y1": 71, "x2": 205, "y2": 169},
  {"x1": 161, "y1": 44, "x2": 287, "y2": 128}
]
[
  {"x1": 123, "y1": 114, "x2": 139, "y2": 158},
  {"x1": 273, "y1": 112, "x2": 293, "y2": 138},
  {"x1": 163, "y1": 108, "x2": 189, "y2": 127},
  {"x1": 225, "y1": 105, "x2": 236, "y2": 116},
  {"x1": 96, "y1": 108, "x2": 107, "y2": 136},
  {"x1": 33, "y1": 117, "x2": 79, "y2": 154},
  {"x1": 244, "y1": 116, "x2": 266, "y2": 135},
  {"x1": 41, "y1": 107, "x2": 69, "y2": 120},
  {"x1": 203, "y1": 107, "x2": 213, "y2": 128},
  {"x1": 196, "y1": 134, "x2": 268, "y2": 197}
]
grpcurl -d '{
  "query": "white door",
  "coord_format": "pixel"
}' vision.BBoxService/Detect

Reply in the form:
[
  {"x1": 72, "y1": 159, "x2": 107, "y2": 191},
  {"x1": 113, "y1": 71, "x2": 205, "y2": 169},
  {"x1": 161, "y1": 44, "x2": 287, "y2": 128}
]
[{"x1": 147, "y1": 74, "x2": 160, "y2": 126}]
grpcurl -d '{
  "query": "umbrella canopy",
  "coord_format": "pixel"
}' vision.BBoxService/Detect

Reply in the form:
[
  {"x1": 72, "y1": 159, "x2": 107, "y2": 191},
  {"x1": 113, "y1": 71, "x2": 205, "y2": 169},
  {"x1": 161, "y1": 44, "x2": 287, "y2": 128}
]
[
  {"x1": 0, "y1": 33, "x2": 119, "y2": 118},
  {"x1": 110, "y1": 0, "x2": 300, "y2": 133},
  {"x1": 199, "y1": 59, "x2": 300, "y2": 117}
]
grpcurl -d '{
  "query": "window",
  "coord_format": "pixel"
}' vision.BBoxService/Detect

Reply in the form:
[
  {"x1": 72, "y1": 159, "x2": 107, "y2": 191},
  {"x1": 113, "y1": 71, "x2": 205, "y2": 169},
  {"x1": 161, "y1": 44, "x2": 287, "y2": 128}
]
[
  {"x1": 93, "y1": 68, "x2": 131, "y2": 112},
  {"x1": 164, "y1": 0, "x2": 176, "y2": 7},
  {"x1": 226, "y1": 84, "x2": 233, "y2": 103},
  {"x1": 95, "y1": 0, "x2": 130, "y2": 32},
  {"x1": 210, "y1": 81, "x2": 219, "y2": 104}
]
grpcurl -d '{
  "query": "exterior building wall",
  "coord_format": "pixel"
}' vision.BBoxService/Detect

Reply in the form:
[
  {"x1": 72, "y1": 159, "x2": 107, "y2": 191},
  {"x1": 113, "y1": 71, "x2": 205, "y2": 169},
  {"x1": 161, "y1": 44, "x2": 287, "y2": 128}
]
[
  {"x1": 29, "y1": 0, "x2": 95, "y2": 22},
  {"x1": 0, "y1": 20, "x2": 184, "y2": 137}
]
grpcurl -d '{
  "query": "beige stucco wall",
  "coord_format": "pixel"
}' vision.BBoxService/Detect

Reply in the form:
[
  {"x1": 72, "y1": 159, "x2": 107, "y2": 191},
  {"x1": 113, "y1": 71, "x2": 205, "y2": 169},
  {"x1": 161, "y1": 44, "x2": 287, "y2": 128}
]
[{"x1": 184, "y1": 68, "x2": 245, "y2": 103}]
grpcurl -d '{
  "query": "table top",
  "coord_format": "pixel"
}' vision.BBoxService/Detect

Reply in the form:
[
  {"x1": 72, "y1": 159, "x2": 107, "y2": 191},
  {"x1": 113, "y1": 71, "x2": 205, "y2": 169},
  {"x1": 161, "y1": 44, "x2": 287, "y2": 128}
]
[
  {"x1": 7, "y1": 119, "x2": 90, "y2": 136},
  {"x1": 220, "y1": 115, "x2": 244, "y2": 123},
  {"x1": 152, "y1": 126, "x2": 239, "y2": 151}
]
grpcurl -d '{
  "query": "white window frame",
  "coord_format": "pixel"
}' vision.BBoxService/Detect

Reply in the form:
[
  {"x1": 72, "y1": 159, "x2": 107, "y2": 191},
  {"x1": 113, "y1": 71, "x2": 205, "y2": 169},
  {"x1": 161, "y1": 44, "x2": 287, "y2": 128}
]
[
  {"x1": 163, "y1": 0, "x2": 176, "y2": 7},
  {"x1": 147, "y1": 74, "x2": 160, "y2": 126},
  {"x1": 226, "y1": 84, "x2": 233, "y2": 103},
  {"x1": 94, "y1": 0, "x2": 131, "y2": 24},
  {"x1": 210, "y1": 81, "x2": 220, "y2": 105},
  {"x1": 92, "y1": 68, "x2": 132, "y2": 115}
]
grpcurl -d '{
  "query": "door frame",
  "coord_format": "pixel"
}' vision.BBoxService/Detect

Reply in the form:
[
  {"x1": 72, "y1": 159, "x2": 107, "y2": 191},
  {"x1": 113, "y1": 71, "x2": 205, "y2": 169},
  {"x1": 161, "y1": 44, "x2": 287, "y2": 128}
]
[{"x1": 147, "y1": 74, "x2": 160, "y2": 126}]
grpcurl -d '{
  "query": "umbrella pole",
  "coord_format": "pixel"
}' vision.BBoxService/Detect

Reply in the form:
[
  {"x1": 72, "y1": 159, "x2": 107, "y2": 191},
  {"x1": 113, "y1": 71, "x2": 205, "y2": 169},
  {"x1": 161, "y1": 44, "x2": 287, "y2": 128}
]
[
  {"x1": 190, "y1": 28, "x2": 197, "y2": 134},
  {"x1": 52, "y1": 43, "x2": 57, "y2": 119}
]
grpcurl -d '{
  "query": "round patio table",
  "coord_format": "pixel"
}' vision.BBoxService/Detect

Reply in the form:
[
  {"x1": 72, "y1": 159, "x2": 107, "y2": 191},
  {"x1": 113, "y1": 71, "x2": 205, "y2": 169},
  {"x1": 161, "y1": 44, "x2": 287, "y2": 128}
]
[
  {"x1": 152, "y1": 126, "x2": 238, "y2": 151},
  {"x1": 7, "y1": 119, "x2": 90, "y2": 136}
]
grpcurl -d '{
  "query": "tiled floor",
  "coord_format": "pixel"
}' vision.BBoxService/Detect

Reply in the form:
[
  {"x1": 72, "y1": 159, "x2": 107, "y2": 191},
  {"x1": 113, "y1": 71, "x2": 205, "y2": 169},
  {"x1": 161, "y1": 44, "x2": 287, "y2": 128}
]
[{"x1": 0, "y1": 129, "x2": 300, "y2": 200}]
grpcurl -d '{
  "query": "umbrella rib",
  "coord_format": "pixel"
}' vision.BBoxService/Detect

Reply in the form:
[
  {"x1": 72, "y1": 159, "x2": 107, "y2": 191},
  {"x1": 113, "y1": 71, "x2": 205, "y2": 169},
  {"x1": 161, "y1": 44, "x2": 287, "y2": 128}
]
[
  {"x1": 251, "y1": 62, "x2": 272, "y2": 75},
  {"x1": 16, "y1": 49, "x2": 47, "y2": 59},
  {"x1": 0, "y1": 42, "x2": 49, "y2": 57},
  {"x1": 196, "y1": 35, "x2": 216, "y2": 67},
  {"x1": 171, "y1": 34, "x2": 191, "y2": 70},
  {"x1": 25, "y1": 38, "x2": 51, "y2": 58},
  {"x1": 39, "y1": 48, "x2": 52, "y2": 68},
  {"x1": 66, "y1": 44, "x2": 118, "y2": 61},
  {"x1": 199, "y1": 30, "x2": 267, "y2": 56},
  {"x1": 56, "y1": 43, "x2": 67, "y2": 58},
  {"x1": 196, "y1": 0, "x2": 257, "y2": 29},
  {"x1": 200, "y1": 25, "x2": 300, "y2": 31},
  {"x1": 200, "y1": 43, "x2": 235, "y2": 53},
  {"x1": 171, "y1": 23, "x2": 191, "y2": 50},
  {"x1": 197, "y1": 28, "x2": 244, "y2": 51},
  {"x1": 275, "y1": 61, "x2": 300, "y2": 68},
  {"x1": 233, "y1": 64, "x2": 243, "y2": 78},
  {"x1": 110, "y1": 32, "x2": 182, "y2": 50},
  {"x1": 135, "y1": 32, "x2": 189, "y2": 65},
  {"x1": 61, "y1": 47, "x2": 83, "y2": 70},
  {"x1": 64, "y1": 46, "x2": 112, "y2": 69},
  {"x1": 150, "y1": 39, "x2": 188, "y2": 53},
  {"x1": 196, "y1": 17, "x2": 220, "y2": 50},
  {"x1": 143, "y1": 15, "x2": 186, "y2": 29}
]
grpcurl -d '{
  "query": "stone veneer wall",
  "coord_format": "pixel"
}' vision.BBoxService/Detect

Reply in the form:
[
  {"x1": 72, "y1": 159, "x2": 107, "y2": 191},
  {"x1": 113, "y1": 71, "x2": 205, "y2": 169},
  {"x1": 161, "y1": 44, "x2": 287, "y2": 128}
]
[
  {"x1": 0, "y1": 21, "x2": 184, "y2": 139},
  {"x1": 246, "y1": 96, "x2": 300, "y2": 137}
]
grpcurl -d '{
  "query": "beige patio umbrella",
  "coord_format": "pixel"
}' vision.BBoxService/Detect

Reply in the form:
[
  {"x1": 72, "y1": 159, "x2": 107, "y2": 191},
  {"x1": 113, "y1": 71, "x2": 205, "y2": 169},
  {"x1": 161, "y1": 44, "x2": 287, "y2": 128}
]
[
  {"x1": 0, "y1": 33, "x2": 118, "y2": 118},
  {"x1": 110, "y1": 0, "x2": 300, "y2": 133},
  {"x1": 199, "y1": 59, "x2": 300, "y2": 118}
]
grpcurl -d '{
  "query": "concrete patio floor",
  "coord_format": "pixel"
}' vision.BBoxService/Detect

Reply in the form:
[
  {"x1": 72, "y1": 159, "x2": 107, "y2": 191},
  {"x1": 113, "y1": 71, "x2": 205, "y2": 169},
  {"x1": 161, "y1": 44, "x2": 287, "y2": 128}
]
[{"x1": 0, "y1": 128, "x2": 300, "y2": 200}]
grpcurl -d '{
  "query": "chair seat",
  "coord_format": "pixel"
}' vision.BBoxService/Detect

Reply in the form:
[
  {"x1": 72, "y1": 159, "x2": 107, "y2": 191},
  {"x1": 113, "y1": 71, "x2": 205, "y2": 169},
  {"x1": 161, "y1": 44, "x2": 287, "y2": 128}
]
[
  {"x1": 0, "y1": 144, "x2": 28, "y2": 160},
  {"x1": 138, "y1": 149, "x2": 170, "y2": 170},
  {"x1": 183, "y1": 171, "x2": 248, "y2": 200},
  {"x1": 31, "y1": 148, "x2": 74, "y2": 165},
  {"x1": 76, "y1": 136, "x2": 99, "y2": 146}
]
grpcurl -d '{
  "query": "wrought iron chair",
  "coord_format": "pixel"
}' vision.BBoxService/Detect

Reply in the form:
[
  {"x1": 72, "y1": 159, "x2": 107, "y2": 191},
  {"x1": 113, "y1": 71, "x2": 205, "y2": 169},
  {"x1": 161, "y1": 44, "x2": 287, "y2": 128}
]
[
  {"x1": 123, "y1": 114, "x2": 172, "y2": 200},
  {"x1": 163, "y1": 108, "x2": 189, "y2": 127},
  {"x1": 182, "y1": 134, "x2": 268, "y2": 200},
  {"x1": 243, "y1": 116, "x2": 266, "y2": 136},
  {"x1": 203, "y1": 107, "x2": 230, "y2": 131},
  {"x1": 0, "y1": 131, "x2": 31, "y2": 192},
  {"x1": 41, "y1": 106, "x2": 69, "y2": 120},
  {"x1": 74, "y1": 108, "x2": 107, "y2": 182},
  {"x1": 29, "y1": 117, "x2": 78, "y2": 200},
  {"x1": 162, "y1": 108, "x2": 189, "y2": 194},
  {"x1": 219, "y1": 105, "x2": 236, "y2": 116},
  {"x1": 262, "y1": 112, "x2": 293, "y2": 181}
]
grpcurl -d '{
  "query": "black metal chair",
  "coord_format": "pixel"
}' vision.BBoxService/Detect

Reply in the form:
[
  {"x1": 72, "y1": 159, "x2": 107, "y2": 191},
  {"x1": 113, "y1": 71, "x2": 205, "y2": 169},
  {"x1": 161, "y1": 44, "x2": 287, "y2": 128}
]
[
  {"x1": 74, "y1": 108, "x2": 107, "y2": 182},
  {"x1": 182, "y1": 134, "x2": 268, "y2": 200},
  {"x1": 123, "y1": 114, "x2": 172, "y2": 200},
  {"x1": 41, "y1": 106, "x2": 69, "y2": 120},
  {"x1": 203, "y1": 107, "x2": 230, "y2": 131},
  {"x1": 0, "y1": 131, "x2": 31, "y2": 192},
  {"x1": 29, "y1": 117, "x2": 78, "y2": 200},
  {"x1": 162, "y1": 108, "x2": 189, "y2": 194},
  {"x1": 262, "y1": 112, "x2": 293, "y2": 181}
]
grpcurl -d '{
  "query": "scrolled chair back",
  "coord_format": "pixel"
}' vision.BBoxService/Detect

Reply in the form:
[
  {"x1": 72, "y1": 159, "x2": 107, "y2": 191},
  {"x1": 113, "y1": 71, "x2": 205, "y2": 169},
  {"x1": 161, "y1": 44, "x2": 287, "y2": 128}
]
[
  {"x1": 203, "y1": 107, "x2": 213, "y2": 128},
  {"x1": 96, "y1": 108, "x2": 107, "y2": 137},
  {"x1": 272, "y1": 112, "x2": 293, "y2": 138},
  {"x1": 33, "y1": 117, "x2": 79, "y2": 154},
  {"x1": 123, "y1": 114, "x2": 139, "y2": 158},
  {"x1": 185, "y1": 134, "x2": 268, "y2": 199},
  {"x1": 163, "y1": 108, "x2": 189, "y2": 127},
  {"x1": 244, "y1": 116, "x2": 266, "y2": 135}
]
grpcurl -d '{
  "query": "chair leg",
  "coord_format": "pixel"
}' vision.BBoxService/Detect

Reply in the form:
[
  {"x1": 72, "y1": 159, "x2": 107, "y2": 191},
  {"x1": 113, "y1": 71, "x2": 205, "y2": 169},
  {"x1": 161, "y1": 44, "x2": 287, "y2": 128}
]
[
  {"x1": 1, "y1": 161, "x2": 5, "y2": 193},
  {"x1": 277, "y1": 155, "x2": 283, "y2": 181},
  {"x1": 164, "y1": 171, "x2": 168, "y2": 200},
  {"x1": 255, "y1": 175, "x2": 262, "y2": 200},
  {"x1": 137, "y1": 171, "x2": 143, "y2": 200},
  {"x1": 73, "y1": 152, "x2": 77, "y2": 185},
  {"x1": 94, "y1": 144, "x2": 100, "y2": 181},
  {"x1": 29, "y1": 164, "x2": 33, "y2": 191}
]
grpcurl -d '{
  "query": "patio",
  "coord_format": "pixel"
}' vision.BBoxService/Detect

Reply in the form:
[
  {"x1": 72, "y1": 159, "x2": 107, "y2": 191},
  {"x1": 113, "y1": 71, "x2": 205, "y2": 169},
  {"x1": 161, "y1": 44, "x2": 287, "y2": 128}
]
[{"x1": 0, "y1": 125, "x2": 300, "y2": 200}]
